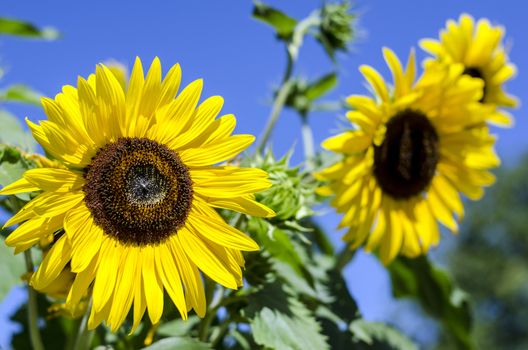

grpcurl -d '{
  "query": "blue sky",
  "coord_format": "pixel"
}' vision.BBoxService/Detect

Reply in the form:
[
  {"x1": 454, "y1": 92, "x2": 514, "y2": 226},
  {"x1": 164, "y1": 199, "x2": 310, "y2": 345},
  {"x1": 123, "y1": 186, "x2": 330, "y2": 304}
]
[{"x1": 0, "y1": 0, "x2": 526, "y2": 347}]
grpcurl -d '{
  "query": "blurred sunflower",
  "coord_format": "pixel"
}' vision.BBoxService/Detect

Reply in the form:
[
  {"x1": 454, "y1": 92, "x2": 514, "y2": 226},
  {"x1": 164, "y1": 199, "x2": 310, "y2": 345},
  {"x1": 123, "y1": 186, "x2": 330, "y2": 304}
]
[
  {"x1": 420, "y1": 14, "x2": 518, "y2": 126},
  {"x1": 317, "y1": 48, "x2": 499, "y2": 264},
  {"x1": 0, "y1": 57, "x2": 274, "y2": 331}
]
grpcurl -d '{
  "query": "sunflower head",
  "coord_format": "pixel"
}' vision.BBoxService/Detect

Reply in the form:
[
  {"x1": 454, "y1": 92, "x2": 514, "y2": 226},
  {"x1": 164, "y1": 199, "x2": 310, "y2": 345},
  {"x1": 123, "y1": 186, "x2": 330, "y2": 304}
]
[
  {"x1": 0, "y1": 57, "x2": 274, "y2": 332},
  {"x1": 318, "y1": 48, "x2": 499, "y2": 264},
  {"x1": 420, "y1": 13, "x2": 518, "y2": 126}
]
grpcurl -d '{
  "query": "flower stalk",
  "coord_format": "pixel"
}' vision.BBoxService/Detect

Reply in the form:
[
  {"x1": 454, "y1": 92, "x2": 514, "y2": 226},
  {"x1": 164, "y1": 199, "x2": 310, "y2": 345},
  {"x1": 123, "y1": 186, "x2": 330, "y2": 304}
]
[
  {"x1": 256, "y1": 13, "x2": 321, "y2": 154},
  {"x1": 23, "y1": 250, "x2": 45, "y2": 350},
  {"x1": 73, "y1": 300, "x2": 95, "y2": 350}
]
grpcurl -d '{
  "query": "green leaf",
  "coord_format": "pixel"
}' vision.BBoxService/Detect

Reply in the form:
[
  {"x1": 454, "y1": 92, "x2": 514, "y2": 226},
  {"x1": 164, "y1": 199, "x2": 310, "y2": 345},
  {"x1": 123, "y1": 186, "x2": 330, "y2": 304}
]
[
  {"x1": 349, "y1": 319, "x2": 418, "y2": 350},
  {"x1": 283, "y1": 75, "x2": 339, "y2": 115},
  {"x1": 252, "y1": 1, "x2": 297, "y2": 39},
  {"x1": 0, "y1": 17, "x2": 59, "y2": 39},
  {"x1": 0, "y1": 84, "x2": 42, "y2": 105},
  {"x1": 322, "y1": 266, "x2": 359, "y2": 323},
  {"x1": 242, "y1": 275, "x2": 329, "y2": 350},
  {"x1": 0, "y1": 110, "x2": 37, "y2": 151},
  {"x1": 248, "y1": 217, "x2": 306, "y2": 276},
  {"x1": 0, "y1": 144, "x2": 36, "y2": 201},
  {"x1": 388, "y1": 256, "x2": 474, "y2": 349},
  {"x1": 0, "y1": 236, "x2": 24, "y2": 300},
  {"x1": 141, "y1": 337, "x2": 211, "y2": 350},
  {"x1": 305, "y1": 73, "x2": 338, "y2": 101},
  {"x1": 251, "y1": 298, "x2": 329, "y2": 350},
  {"x1": 157, "y1": 316, "x2": 200, "y2": 337}
]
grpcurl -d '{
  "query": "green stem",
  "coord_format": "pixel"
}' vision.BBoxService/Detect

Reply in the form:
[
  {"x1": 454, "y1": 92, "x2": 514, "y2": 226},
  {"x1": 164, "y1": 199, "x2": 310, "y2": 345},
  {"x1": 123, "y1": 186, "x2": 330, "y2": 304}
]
[
  {"x1": 256, "y1": 54, "x2": 294, "y2": 154},
  {"x1": 305, "y1": 218, "x2": 335, "y2": 256},
  {"x1": 24, "y1": 250, "x2": 45, "y2": 350},
  {"x1": 335, "y1": 246, "x2": 358, "y2": 271},
  {"x1": 73, "y1": 300, "x2": 95, "y2": 350},
  {"x1": 198, "y1": 280, "x2": 218, "y2": 341},
  {"x1": 210, "y1": 319, "x2": 230, "y2": 348},
  {"x1": 65, "y1": 318, "x2": 82, "y2": 350},
  {"x1": 198, "y1": 293, "x2": 245, "y2": 342},
  {"x1": 231, "y1": 212, "x2": 245, "y2": 229},
  {"x1": 300, "y1": 114, "x2": 315, "y2": 169},
  {"x1": 198, "y1": 311, "x2": 214, "y2": 343}
]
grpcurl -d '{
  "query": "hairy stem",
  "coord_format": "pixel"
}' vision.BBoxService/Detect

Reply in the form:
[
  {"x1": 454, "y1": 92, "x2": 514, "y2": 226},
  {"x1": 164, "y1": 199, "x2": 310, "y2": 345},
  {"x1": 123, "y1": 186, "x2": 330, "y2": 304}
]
[
  {"x1": 73, "y1": 300, "x2": 95, "y2": 350},
  {"x1": 256, "y1": 12, "x2": 321, "y2": 154},
  {"x1": 256, "y1": 52, "x2": 294, "y2": 154},
  {"x1": 300, "y1": 114, "x2": 315, "y2": 169},
  {"x1": 198, "y1": 280, "x2": 218, "y2": 342},
  {"x1": 336, "y1": 246, "x2": 357, "y2": 271},
  {"x1": 24, "y1": 250, "x2": 45, "y2": 350}
]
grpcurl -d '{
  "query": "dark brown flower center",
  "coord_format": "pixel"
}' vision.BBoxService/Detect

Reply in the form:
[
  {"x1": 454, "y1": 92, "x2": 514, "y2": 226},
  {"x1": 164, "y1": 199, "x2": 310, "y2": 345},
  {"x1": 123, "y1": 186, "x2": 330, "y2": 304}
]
[
  {"x1": 83, "y1": 137, "x2": 193, "y2": 246},
  {"x1": 463, "y1": 66, "x2": 487, "y2": 103},
  {"x1": 373, "y1": 109, "x2": 439, "y2": 200}
]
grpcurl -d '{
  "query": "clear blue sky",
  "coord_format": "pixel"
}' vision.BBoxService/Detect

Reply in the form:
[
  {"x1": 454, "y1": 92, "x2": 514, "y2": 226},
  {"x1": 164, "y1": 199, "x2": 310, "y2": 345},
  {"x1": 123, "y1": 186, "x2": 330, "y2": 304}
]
[{"x1": 0, "y1": 0, "x2": 526, "y2": 347}]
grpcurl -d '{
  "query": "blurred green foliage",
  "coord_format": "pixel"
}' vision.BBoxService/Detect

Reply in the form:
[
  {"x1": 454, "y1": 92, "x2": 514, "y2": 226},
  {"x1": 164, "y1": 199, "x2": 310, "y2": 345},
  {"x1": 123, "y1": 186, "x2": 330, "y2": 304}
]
[
  {"x1": 0, "y1": 17, "x2": 58, "y2": 39},
  {"x1": 438, "y1": 155, "x2": 528, "y2": 350},
  {"x1": 388, "y1": 256, "x2": 473, "y2": 349}
]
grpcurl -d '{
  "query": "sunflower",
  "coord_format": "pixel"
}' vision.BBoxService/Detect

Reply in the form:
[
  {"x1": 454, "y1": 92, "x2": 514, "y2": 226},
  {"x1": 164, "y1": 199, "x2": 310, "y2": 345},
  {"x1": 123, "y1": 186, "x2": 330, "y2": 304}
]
[
  {"x1": 0, "y1": 57, "x2": 274, "y2": 331},
  {"x1": 420, "y1": 13, "x2": 518, "y2": 126},
  {"x1": 317, "y1": 48, "x2": 499, "y2": 264}
]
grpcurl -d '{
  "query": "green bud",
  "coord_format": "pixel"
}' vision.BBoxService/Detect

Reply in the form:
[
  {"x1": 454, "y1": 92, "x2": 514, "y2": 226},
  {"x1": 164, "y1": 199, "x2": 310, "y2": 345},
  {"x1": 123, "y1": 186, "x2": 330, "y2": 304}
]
[
  {"x1": 244, "y1": 150, "x2": 319, "y2": 221},
  {"x1": 318, "y1": 1, "x2": 356, "y2": 58}
]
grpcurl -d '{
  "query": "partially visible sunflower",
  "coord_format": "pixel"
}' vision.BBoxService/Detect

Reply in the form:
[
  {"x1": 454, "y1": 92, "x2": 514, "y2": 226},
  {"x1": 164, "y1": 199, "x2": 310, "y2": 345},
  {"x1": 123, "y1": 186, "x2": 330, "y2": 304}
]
[
  {"x1": 420, "y1": 13, "x2": 518, "y2": 126},
  {"x1": 0, "y1": 57, "x2": 274, "y2": 331},
  {"x1": 317, "y1": 48, "x2": 499, "y2": 264}
]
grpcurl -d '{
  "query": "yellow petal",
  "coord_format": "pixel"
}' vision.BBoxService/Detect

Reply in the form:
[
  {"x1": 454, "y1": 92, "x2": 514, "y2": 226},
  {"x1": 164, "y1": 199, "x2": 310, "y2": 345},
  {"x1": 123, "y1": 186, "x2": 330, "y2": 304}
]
[
  {"x1": 365, "y1": 206, "x2": 386, "y2": 252},
  {"x1": 31, "y1": 235, "x2": 72, "y2": 290},
  {"x1": 138, "y1": 57, "x2": 162, "y2": 120},
  {"x1": 154, "y1": 244, "x2": 187, "y2": 319},
  {"x1": 379, "y1": 199, "x2": 403, "y2": 265},
  {"x1": 6, "y1": 215, "x2": 63, "y2": 249},
  {"x1": 157, "y1": 78, "x2": 203, "y2": 135},
  {"x1": 4, "y1": 191, "x2": 82, "y2": 227},
  {"x1": 198, "y1": 194, "x2": 275, "y2": 218},
  {"x1": 66, "y1": 256, "x2": 98, "y2": 308},
  {"x1": 383, "y1": 47, "x2": 407, "y2": 98},
  {"x1": 169, "y1": 237, "x2": 206, "y2": 317},
  {"x1": 158, "y1": 63, "x2": 182, "y2": 108},
  {"x1": 322, "y1": 131, "x2": 372, "y2": 154},
  {"x1": 167, "y1": 95, "x2": 223, "y2": 150},
  {"x1": 24, "y1": 168, "x2": 84, "y2": 192},
  {"x1": 96, "y1": 64, "x2": 126, "y2": 139},
  {"x1": 192, "y1": 166, "x2": 271, "y2": 198},
  {"x1": 359, "y1": 65, "x2": 389, "y2": 102},
  {"x1": 142, "y1": 246, "x2": 164, "y2": 324},
  {"x1": 178, "y1": 226, "x2": 238, "y2": 289},
  {"x1": 179, "y1": 135, "x2": 254, "y2": 167},
  {"x1": 188, "y1": 204, "x2": 259, "y2": 251},
  {"x1": 126, "y1": 57, "x2": 145, "y2": 127},
  {"x1": 184, "y1": 114, "x2": 237, "y2": 150},
  {"x1": 428, "y1": 189, "x2": 458, "y2": 233},
  {"x1": 92, "y1": 238, "x2": 120, "y2": 313},
  {"x1": 108, "y1": 248, "x2": 137, "y2": 331},
  {"x1": 130, "y1": 252, "x2": 147, "y2": 334},
  {"x1": 77, "y1": 76, "x2": 107, "y2": 148},
  {"x1": 0, "y1": 177, "x2": 39, "y2": 195},
  {"x1": 431, "y1": 175, "x2": 464, "y2": 219}
]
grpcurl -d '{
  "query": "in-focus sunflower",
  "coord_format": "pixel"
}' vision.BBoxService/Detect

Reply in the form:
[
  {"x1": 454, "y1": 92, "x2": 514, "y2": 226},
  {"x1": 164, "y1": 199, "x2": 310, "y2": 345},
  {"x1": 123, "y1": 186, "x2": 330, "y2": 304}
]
[
  {"x1": 0, "y1": 57, "x2": 274, "y2": 331},
  {"x1": 317, "y1": 48, "x2": 499, "y2": 264},
  {"x1": 420, "y1": 13, "x2": 518, "y2": 126}
]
